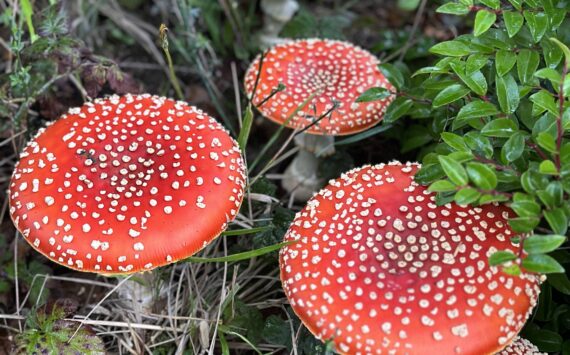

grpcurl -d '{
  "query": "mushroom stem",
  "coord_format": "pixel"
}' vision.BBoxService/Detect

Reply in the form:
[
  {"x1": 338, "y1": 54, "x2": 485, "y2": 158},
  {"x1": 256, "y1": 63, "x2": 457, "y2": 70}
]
[
  {"x1": 281, "y1": 133, "x2": 335, "y2": 201},
  {"x1": 117, "y1": 272, "x2": 160, "y2": 315},
  {"x1": 258, "y1": 0, "x2": 299, "y2": 48}
]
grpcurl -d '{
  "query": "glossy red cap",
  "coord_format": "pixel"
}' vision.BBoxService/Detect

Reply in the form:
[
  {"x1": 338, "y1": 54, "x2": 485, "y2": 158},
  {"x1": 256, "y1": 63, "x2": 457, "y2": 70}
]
[
  {"x1": 280, "y1": 162, "x2": 542, "y2": 354},
  {"x1": 244, "y1": 39, "x2": 395, "y2": 136},
  {"x1": 9, "y1": 94, "x2": 246, "y2": 274}
]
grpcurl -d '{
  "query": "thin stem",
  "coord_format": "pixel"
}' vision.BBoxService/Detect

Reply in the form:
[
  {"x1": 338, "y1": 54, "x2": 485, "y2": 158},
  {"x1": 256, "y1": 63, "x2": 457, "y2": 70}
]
[
  {"x1": 159, "y1": 24, "x2": 184, "y2": 101},
  {"x1": 556, "y1": 61, "x2": 568, "y2": 170}
]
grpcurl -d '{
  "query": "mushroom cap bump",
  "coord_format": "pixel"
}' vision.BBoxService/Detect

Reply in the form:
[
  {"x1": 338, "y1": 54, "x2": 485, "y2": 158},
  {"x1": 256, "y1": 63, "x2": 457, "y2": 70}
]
[
  {"x1": 9, "y1": 94, "x2": 246, "y2": 274},
  {"x1": 244, "y1": 39, "x2": 395, "y2": 136},
  {"x1": 280, "y1": 162, "x2": 542, "y2": 354},
  {"x1": 496, "y1": 337, "x2": 545, "y2": 355}
]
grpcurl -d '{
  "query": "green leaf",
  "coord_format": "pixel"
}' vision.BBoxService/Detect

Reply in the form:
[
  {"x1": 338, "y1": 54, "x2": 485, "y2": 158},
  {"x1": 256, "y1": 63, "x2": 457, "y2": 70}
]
[
  {"x1": 547, "y1": 273, "x2": 570, "y2": 295},
  {"x1": 438, "y1": 155, "x2": 468, "y2": 186},
  {"x1": 481, "y1": 118, "x2": 518, "y2": 137},
  {"x1": 509, "y1": 216, "x2": 540, "y2": 232},
  {"x1": 536, "y1": 131, "x2": 557, "y2": 153},
  {"x1": 502, "y1": 132, "x2": 525, "y2": 162},
  {"x1": 466, "y1": 54, "x2": 489, "y2": 73},
  {"x1": 186, "y1": 241, "x2": 294, "y2": 263},
  {"x1": 474, "y1": 10, "x2": 496, "y2": 37},
  {"x1": 530, "y1": 90, "x2": 557, "y2": 116},
  {"x1": 356, "y1": 87, "x2": 392, "y2": 103},
  {"x1": 539, "y1": 160, "x2": 558, "y2": 174},
  {"x1": 430, "y1": 40, "x2": 471, "y2": 57},
  {"x1": 510, "y1": 200, "x2": 541, "y2": 217},
  {"x1": 456, "y1": 100, "x2": 499, "y2": 121},
  {"x1": 495, "y1": 49, "x2": 517, "y2": 77},
  {"x1": 432, "y1": 84, "x2": 470, "y2": 108},
  {"x1": 524, "y1": 328, "x2": 563, "y2": 352},
  {"x1": 489, "y1": 250, "x2": 518, "y2": 266},
  {"x1": 466, "y1": 162, "x2": 497, "y2": 189},
  {"x1": 507, "y1": 0, "x2": 522, "y2": 10},
  {"x1": 479, "y1": 0, "x2": 499, "y2": 9},
  {"x1": 428, "y1": 180, "x2": 457, "y2": 192},
  {"x1": 550, "y1": 37, "x2": 570, "y2": 65},
  {"x1": 462, "y1": 70, "x2": 488, "y2": 96},
  {"x1": 379, "y1": 63, "x2": 405, "y2": 90},
  {"x1": 524, "y1": 235, "x2": 567, "y2": 254},
  {"x1": 523, "y1": 11, "x2": 548, "y2": 43},
  {"x1": 517, "y1": 49, "x2": 540, "y2": 84},
  {"x1": 442, "y1": 132, "x2": 469, "y2": 151},
  {"x1": 503, "y1": 11, "x2": 524, "y2": 38},
  {"x1": 384, "y1": 97, "x2": 413, "y2": 123},
  {"x1": 454, "y1": 187, "x2": 481, "y2": 205},
  {"x1": 398, "y1": 0, "x2": 421, "y2": 11},
  {"x1": 436, "y1": 3, "x2": 471, "y2": 15},
  {"x1": 522, "y1": 254, "x2": 565, "y2": 273},
  {"x1": 495, "y1": 74, "x2": 520, "y2": 114},
  {"x1": 237, "y1": 105, "x2": 254, "y2": 151},
  {"x1": 535, "y1": 68, "x2": 562, "y2": 85},
  {"x1": 544, "y1": 208, "x2": 568, "y2": 235}
]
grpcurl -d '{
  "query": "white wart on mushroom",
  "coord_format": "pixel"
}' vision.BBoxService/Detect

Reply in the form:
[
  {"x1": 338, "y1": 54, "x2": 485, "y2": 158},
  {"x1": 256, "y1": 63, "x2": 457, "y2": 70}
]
[
  {"x1": 280, "y1": 162, "x2": 542, "y2": 354},
  {"x1": 9, "y1": 94, "x2": 246, "y2": 273},
  {"x1": 245, "y1": 39, "x2": 394, "y2": 135}
]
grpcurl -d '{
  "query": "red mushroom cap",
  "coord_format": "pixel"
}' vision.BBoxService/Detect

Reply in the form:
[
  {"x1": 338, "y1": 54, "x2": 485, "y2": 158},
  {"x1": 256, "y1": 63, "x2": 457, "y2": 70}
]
[
  {"x1": 280, "y1": 162, "x2": 542, "y2": 354},
  {"x1": 9, "y1": 94, "x2": 246, "y2": 274},
  {"x1": 244, "y1": 39, "x2": 395, "y2": 136},
  {"x1": 496, "y1": 336, "x2": 545, "y2": 355}
]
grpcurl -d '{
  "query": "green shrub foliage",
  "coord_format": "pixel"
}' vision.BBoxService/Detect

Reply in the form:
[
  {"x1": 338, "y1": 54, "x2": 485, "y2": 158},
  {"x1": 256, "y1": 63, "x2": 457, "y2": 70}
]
[
  {"x1": 364, "y1": 0, "x2": 570, "y2": 276},
  {"x1": 358, "y1": 1, "x2": 570, "y2": 350}
]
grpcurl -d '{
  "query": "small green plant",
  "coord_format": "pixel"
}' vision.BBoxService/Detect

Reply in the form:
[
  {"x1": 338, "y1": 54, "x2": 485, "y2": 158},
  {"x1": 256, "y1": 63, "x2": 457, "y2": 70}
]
[{"x1": 15, "y1": 299, "x2": 105, "y2": 355}]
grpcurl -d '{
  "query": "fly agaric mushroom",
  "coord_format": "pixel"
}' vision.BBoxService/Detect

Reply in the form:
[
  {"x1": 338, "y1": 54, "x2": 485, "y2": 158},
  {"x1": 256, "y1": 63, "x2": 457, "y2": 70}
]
[
  {"x1": 9, "y1": 94, "x2": 246, "y2": 274},
  {"x1": 496, "y1": 337, "x2": 545, "y2": 355},
  {"x1": 280, "y1": 161, "x2": 542, "y2": 354},
  {"x1": 244, "y1": 39, "x2": 394, "y2": 201}
]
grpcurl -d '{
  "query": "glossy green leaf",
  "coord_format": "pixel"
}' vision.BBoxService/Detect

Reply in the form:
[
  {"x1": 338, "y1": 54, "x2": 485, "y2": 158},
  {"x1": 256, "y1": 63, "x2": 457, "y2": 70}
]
[
  {"x1": 432, "y1": 84, "x2": 470, "y2": 108},
  {"x1": 436, "y1": 3, "x2": 470, "y2": 15},
  {"x1": 474, "y1": 10, "x2": 497, "y2": 37},
  {"x1": 535, "y1": 68, "x2": 562, "y2": 85},
  {"x1": 428, "y1": 180, "x2": 457, "y2": 192},
  {"x1": 495, "y1": 49, "x2": 517, "y2": 77},
  {"x1": 539, "y1": 160, "x2": 558, "y2": 175},
  {"x1": 384, "y1": 97, "x2": 413, "y2": 123},
  {"x1": 496, "y1": 74, "x2": 520, "y2": 114},
  {"x1": 456, "y1": 100, "x2": 499, "y2": 121},
  {"x1": 517, "y1": 49, "x2": 540, "y2": 84},
  {"x1": 502, "y1": 132, "x2": 525, "y2": 162},
  {"x1": 547, "y1": 273, "x2": 570, "y2": 295},
  {"x1": 509, "y1": 216, "x2": 540, "y2": 232},
  {"x1": 454, "y1": 187, "x2": 481, "y2": 205},
  {"x1": 489, "y1": 250, "x2": 518, "y2": 266},
  {"x1": 356, "y1": 87, "x2": 392, "y2": 102},
  {"x1": 379, "y1": 63, "x2": 405, "y2": 90},
  {"x1": 466, "y1": 162, "x2": 497, "y2": 189},
  {"x1": 544, "y1": 208, "x2": 568, "y2": 235},
  {"x1": 442, "y1": 132, "x2": 469, "y2": 151},
  {"x1": 536, "y1": 131, "x2": 557, "y2": 153},
  {"x1": 550, "y1": 37, "x2": 570, "y2": 65},
  {"x1": 524, "y1": 235, "x2": 566, "y2": 254},
  {"x1": 430, "y1": 40, "x2": 471, "y2": 57},
  {"x1": 524, "y1": 11, "x2": 548, "y2": 43},
  {"x1": 438, "y1": 155, "x2": 468, "y2": 186},
  {"x1": 522, "y1": 254, "x2": 565, "y2": 273},
  {"x1": 503, "y1": 10, "x2": 524, "y2": 37},
  {"x1": 481, "y1": 118, "x2": 518, "y2": 137}
]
